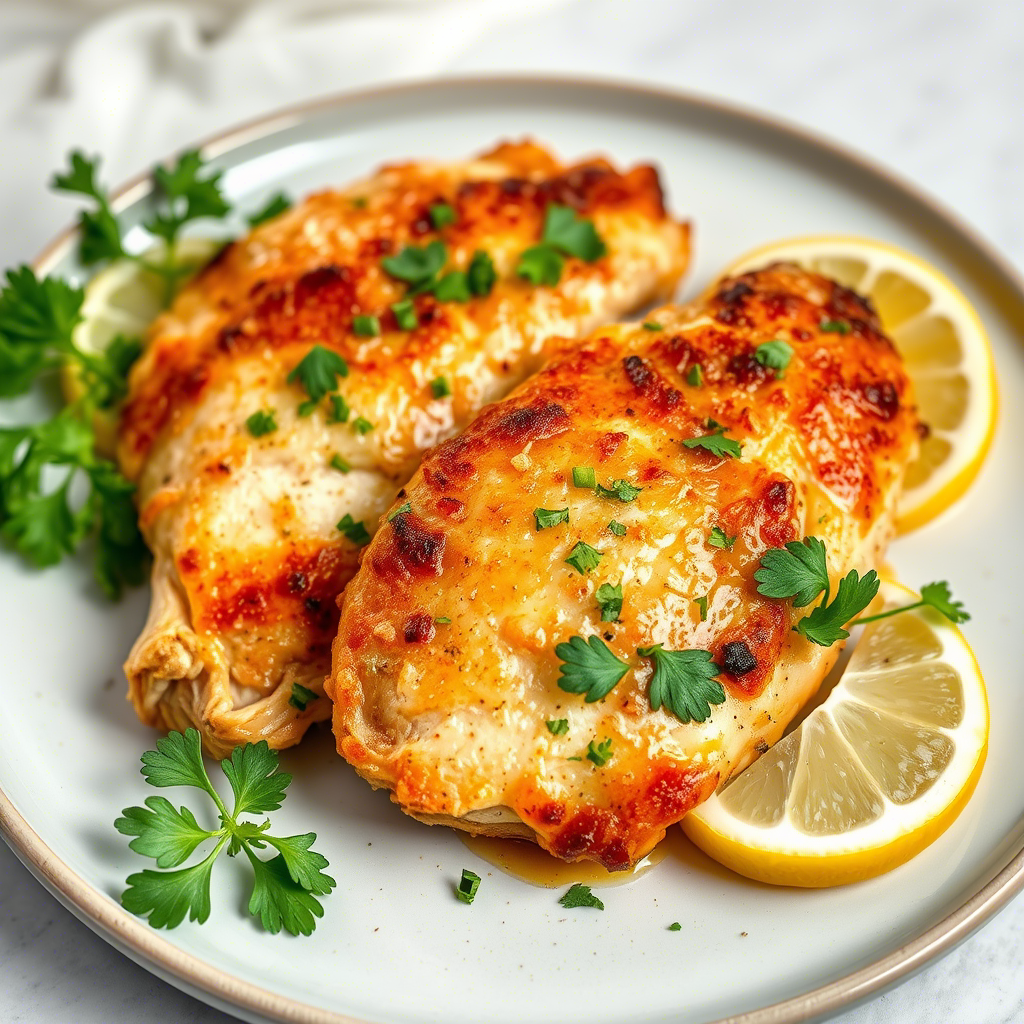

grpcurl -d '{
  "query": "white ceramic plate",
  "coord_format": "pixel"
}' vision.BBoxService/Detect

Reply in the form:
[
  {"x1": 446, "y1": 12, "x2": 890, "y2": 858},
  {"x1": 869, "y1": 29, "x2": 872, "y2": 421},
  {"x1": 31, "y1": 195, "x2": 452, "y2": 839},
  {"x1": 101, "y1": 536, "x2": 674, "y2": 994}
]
[{"x1": 3, "y1": 77, "x2": 1023, "y2": 1024}]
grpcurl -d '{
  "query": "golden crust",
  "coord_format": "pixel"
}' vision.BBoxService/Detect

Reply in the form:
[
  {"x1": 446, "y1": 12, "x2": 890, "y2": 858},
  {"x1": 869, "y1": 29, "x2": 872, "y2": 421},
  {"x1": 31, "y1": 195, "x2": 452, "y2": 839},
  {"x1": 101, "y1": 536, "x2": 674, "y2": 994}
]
[
  {"x1": 119, "y1": 140, "x2": 690, "y2": 756},
  {"x1": 328, "y1": 264, "x2": 920, "y2": 869}
]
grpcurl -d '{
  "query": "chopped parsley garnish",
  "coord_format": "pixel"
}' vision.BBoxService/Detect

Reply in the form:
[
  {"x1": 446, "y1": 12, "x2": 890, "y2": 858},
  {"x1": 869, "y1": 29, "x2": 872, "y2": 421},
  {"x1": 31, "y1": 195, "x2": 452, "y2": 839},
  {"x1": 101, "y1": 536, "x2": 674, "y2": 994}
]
[
  {"x1": 558, "y1": 883, "x2": 604, "y2": 910},
  {"x1": 686, "y1": 363, "x2": 704, "y2": 387},
  {"x1": 596, "y1": 582, "x2": 623, "y2": 622},
  {"x1": 430, "y1": 376, "x2": 452, "y2": 399},
  {"x1": 329, "y1": 454, "x2": 350, "y2": 473},
  {"x1": 708, "y1": 526, "x2": 737, "y2": 550},
  {"x1": 467, "y1": 250, "x2": 497, "y2": 297},
  {"x1": 586, "y1": 737, "x2": 613, "y2": 767},
  {"x1": 572, "y1": 466, "x2": 597, "y2": 489},
  {"x1": 351, "y1": 196, "x2": 368, "y2": 209},
  {"x1": 391, "y1": 298, "x2": 418, "y2": 331},
  {"x1": 455, "y1": 868, "x2": 481, "y2": 905},
  {"x1": 245, "y1": 410, "x2": 277, "y2": 437},
  {"x1": 432, "y1": 271, "x2": 470, "y2": 303},
  {"x1": 565, "y1": 540, "x2": 603, "y2": 574},
  {"x1": 546, "y1": 718, "x2": 569, "y2": 736},
  {"x1": 382, "y1": 240, "x2": 447, "y2": 288},
  {"x1": 516, "y1": 204, "x2": 606, "y2": 286},
  {"x1": 754, "y1": 340, "x2": 793, "y2": 377},
  {"x1": 429, "y1": 203, "x2": 456, "y2": 229},
  {"x1": 434, "y1": 616, "x2": 452, "y2": 625},
  {"x1": 247, "y1": 192, "x2": 292, "y2": 227},
  {"x1": 352, "y1": 314, "x2": 380, "y2": 337},
  {"x1": 820, "y1": 319, "x2": 851, "y2": 334},
  {"x1": 694, "y1": 595, "x2": 708, "y2": 621},
  {"x1": 683, "y1": 421, "x2": 742, "y2": 459},
  {"x1": 327, "y1": 394, "x2": 350, "y2": 424},
  {"x1": 297, "y1": 400, "x2": 318, "y2": 418},
  {"x1": 517, "y1": 245, "x2": 563, "y2": 286},
  {"x1": 115, "y1": 728, "x2": 334, "y2": 935},
  {"x1": 669, "y1": 922, "x2": 682, "y2": 931},
  {"x1": 336, "y1": 514, "x2": 370, "y2": 546},
  {"x1": 608, "y1": 520, "x2": 627, "y2": 537},
  {"x1": 352, "y1": 416, "x2": 374, "y2": 436},
  {"x1": 754, "y1": 537, "x2": 882, "y2": 646},
  {"x1": 596, "y1": 478, "x2": 642, "y2": 502},
  {"x1": 638, "y1": 645, "x2": 726, "y2": 724},
  {"x1": 534, "y1": 507, "x2": 570, "y2": 530},
  {"x1": 287, "y1": 345, "x2": 349, "y2": 403},
  {"x1": 388, "y1": 501, "x2": 412, "y2": 521},
  {"x1": 643, "y1": 321, "x2": 663, "y2": 331},
  {"x1": 854, "y1": 580, "x2": 970, "y2": 626},
  {"x1": 288, "y1": 683, "x2": 317, "y2": 711},
  {"x1": 555, "y1": 635, "x2": 629, "y2": 702}
]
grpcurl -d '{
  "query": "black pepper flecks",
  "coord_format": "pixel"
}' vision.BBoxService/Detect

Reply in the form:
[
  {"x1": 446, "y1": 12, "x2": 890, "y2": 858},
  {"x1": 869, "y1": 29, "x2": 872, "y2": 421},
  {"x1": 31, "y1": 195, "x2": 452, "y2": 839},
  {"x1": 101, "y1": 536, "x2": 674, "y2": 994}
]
[{"x1": 722, "y1": 641, "x2": 757, "y2": 676}]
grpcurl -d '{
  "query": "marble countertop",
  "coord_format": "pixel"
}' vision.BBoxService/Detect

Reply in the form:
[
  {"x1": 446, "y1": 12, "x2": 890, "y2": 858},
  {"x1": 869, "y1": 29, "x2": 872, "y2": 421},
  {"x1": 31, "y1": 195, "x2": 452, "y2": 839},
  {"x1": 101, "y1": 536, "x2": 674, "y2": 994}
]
[{"x1": 2, "y1": 1, "x2": 1024, "y2": 1022}]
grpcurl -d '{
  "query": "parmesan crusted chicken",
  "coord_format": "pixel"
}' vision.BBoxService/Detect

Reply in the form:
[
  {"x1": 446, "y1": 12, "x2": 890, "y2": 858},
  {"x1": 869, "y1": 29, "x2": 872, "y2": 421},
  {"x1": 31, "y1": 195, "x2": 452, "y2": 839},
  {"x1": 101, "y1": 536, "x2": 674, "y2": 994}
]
[
  {"x1": 120, "y1": 141, "x2": 690, "y2": 757},
  {"x1": 328, "y1": 265, "x2": 920, "y2": 869}
]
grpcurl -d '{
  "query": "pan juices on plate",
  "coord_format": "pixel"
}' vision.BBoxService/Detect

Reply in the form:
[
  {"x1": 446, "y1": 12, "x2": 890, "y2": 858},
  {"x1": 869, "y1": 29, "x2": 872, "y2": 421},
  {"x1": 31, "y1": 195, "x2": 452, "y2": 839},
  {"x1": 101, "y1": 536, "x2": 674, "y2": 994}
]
[
  {"x1": 328, "y1": 264, "x2": 920, "y2": 870},
  {"x1": 119, "y1": 141, "x2": 690, "y2": 757}
]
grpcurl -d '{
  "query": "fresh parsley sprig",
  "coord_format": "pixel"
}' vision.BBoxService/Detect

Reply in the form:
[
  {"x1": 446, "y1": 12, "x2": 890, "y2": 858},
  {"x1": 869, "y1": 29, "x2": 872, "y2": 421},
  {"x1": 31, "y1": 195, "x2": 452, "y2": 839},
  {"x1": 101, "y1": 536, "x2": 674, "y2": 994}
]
[
  {"x1": 555, "y1": 635, "x2": 629, "y2": 702},
  {"x1": 638, "y1": 644, "x2": 726, "y2": 723},
  {"x1": 116, "y1": 729, "x2": 335, "y2": 935},
  {"x1": 517, "y1": 204, "x2": 606, "y2": 286},
  {"x1": 853, "y1": 580, "x2": 970, "y2": 626},
  {"x1": 683, "y1": 420, "x2": 742, "y2": 459}
]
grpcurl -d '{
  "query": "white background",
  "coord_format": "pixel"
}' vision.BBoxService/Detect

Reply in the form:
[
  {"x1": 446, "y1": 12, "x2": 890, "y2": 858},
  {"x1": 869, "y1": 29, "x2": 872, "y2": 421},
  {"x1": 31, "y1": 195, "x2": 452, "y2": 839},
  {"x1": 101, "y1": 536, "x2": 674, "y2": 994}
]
[{"x1": 1, "y1": 1, "x2": 1023, "y2": 1022}]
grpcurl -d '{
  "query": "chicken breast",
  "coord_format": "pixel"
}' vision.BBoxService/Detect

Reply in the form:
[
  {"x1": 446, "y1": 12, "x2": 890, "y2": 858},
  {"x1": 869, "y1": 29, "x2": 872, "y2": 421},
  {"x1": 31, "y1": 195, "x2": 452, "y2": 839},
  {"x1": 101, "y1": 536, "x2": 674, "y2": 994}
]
[
  {"x1": 120, "y1": 141, "x2": 690, "y2": 757},
  {"x1": 328, "y1": 264, "x2": 920, "y2": 869}
]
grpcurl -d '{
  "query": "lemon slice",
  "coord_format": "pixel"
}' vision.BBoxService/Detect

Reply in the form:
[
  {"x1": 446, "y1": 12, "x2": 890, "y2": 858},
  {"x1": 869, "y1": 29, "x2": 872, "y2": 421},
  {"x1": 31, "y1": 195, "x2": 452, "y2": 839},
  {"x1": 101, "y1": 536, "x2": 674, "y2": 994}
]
[
  {"x1": 723, "y1": 236, "x2": 997, "y2": 533},
  {"x1": 65, "y1": 238, "x2": 222, "y2": 455},
  {"x1": 681, "y1": 581, "x2": 988, "y2": 887}
]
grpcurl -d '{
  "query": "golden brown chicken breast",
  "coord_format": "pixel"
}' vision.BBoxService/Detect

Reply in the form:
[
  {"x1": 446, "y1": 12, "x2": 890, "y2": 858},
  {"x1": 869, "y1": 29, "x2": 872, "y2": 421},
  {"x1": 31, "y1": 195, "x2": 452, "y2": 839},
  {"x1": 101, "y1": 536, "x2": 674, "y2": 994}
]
[
  {"x1": 327, "y1": 264, "x2": 920, "y2": 869},
  {"x1": 120, "y1": 141, "x2": 690, "y2": 757}
]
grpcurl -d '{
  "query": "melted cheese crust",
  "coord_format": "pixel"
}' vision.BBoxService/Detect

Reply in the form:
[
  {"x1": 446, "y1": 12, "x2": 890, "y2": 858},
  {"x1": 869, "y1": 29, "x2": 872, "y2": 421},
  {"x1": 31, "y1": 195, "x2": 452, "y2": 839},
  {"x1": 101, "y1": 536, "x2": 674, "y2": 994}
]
[
  {"x1": 120, "y1": 141, "x2": 690, "y2": 756},
  {"x1": 328, "y1": 265, "x2": 920, "y2": 869}
]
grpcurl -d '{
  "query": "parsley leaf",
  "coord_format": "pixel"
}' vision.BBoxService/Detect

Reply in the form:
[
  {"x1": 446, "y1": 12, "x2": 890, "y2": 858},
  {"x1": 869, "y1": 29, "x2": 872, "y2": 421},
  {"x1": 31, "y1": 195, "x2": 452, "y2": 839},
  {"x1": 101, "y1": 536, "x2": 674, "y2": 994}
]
[
  {"x1": 391, "y1": 298, "x2": 418, "y2": 331},
  {"x1": 693, "y1": 595, "x2": 708, "y2": 621},
  {"x1": 595, "y1": 478, "x2": 642, "y2": 502},
  {"x1": 247, "y1": 192, "x2": 292, "y2": 227},
  {"x1": 754, "y1": 340, "x2": 794, "y2": 376},
  {"x1": 329, "y1": 454, "x2": 350, "y2": 473},
  {"x1": 516, "y1": 245, "x2": 563, "y2": 286},
  {"x1": 686, "y1": 363, "x2": 704, "y2": 387},
  {"x1": 327, "y1": 394, "x2": 350, "y2": 424},
  {"x1": 682, "y1": 423, "x2": 742, "y2": 459},
  {"x1": 289, "y1": 682, "x2": 318, "y2": 711},
  {"x1": 352, "y1": 314, "x2": 380, "y2": 337},
  {"x1": 754, "y1": 537, "x2": 830, "y2": 607},
  {"x1": 596, "y1": 582, "x2": 623, "y2": 622},
  {"x1": 854, "y1": 580, "x2": 970, "y2": 627},
  {"x1": 432, "y1": 271, "x2": 471, "y2": 303},
  {"x1": 572, "y1": 466, "x2": 596, "y2": 489},
  {"x1": 798, "y1": 569, "x2": 880, "y2": 646},
  {"x1": 52, "y1": 152, "x2": 126, "y2": 265},
  {"x1": 114, "y1": 797, "x2": 214, "y2": 869},
  {"x1": 546, "y1": 718, "x2": 569, "y2": 736},
  {"x1": 820, "y1": 319, "x2": 851, "y2": 334},
  {"x1": 245, "y1": 410, "x2": 277, "y2": 437},
  {"x1": 382, "y1": 240, "x2": 447, "y2": 287},
  {"x1": 388, "y1": 501, "x2": 412, "y2": 521},
  {"x1": 608, "y1": 519, "x2": 627, "y2": 536},
  {"x1": 565, "y1": 540, "x2": 603, "y2": 574},
  {"x1": 430, "y1": 376, "x2": 452, "y2": 399},
  {"x1": 586, "y1": 737, "x2": 613, "y2": 766},
  {"x1": 337, "y1": 514, "x2": 371, "y2": 546},
  {"x1": 352, "y1": 416, "x2": 373, "y2": 436},
  {"x1": 467, "y1": 250, "x2": 497, "y2": 297},
  {"x1": 638, "y1": 645, "x2": 725, "y2": 724},
  {"x1": 708, "y1": 526, "x2": 737, "y2": 550},
  {"x1": 534, "y1": 506, "x2": 570, "y2": 530},
  {"x1": 146, "y1": 150, "x2": 231, "y2": 246},
  {"x1": 542, "y1": 205, "x2": 607, "y2": 262},
  {"x1": 287, "y1": 345, "x2": 349, "y2": 403},
  {"x1": 455, "y1": 868, "x2": 481, "y2": 905},
  {"x1": 643, "y1": 321, "x2": 663, "y2": 331},
  {"x1": 669, "y1": 922, "x2": 682, "y2": 931},
  {"x1": 429, "y1": 203, "x2": 456, "y2": 229},
  {"x1": 559, "y1": 883, "x2": 604, "y2": 910},
  {"x1": 117, "y1": 728, "x2": 335, "y2": 936},
  {"x1": 555, "y1": 635, "x2": 629, "y2": 702}
]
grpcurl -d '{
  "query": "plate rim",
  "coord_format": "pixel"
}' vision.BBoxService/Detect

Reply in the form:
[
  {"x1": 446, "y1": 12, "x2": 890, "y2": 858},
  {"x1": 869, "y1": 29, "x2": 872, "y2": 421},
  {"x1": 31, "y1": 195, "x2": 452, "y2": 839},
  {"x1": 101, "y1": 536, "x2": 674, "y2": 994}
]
[{"x1": 4, "y1": 72, "x2": 1024, "y2": 1024}]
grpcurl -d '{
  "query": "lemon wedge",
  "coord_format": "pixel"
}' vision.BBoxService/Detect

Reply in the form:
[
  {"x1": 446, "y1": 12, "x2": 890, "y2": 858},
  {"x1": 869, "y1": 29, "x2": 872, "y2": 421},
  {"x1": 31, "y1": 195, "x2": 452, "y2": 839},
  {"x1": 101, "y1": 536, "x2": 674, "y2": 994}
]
[
  {"x1": 723, "y1": 236, "x2": 997, "y2": 533},
  {"x1": 64, "y1": 238, "x2": 222, "y2": 455},
  {"x1": 682, "y1": 581, "x2": 988, "y2": 887}
]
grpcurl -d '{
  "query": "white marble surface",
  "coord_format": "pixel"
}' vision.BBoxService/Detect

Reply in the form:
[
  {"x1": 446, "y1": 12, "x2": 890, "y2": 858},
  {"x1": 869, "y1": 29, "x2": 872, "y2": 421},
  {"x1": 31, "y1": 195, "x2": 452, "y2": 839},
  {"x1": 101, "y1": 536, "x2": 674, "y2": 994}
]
[{"x1": 2, "y1": 0, "x2": 1024, "y2": 1022}]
